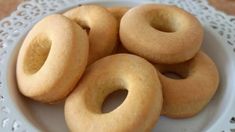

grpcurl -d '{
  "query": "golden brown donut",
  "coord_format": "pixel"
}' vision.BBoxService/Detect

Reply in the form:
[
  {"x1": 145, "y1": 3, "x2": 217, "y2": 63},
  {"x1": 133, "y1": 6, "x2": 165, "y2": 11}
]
[
  {"x1": 154, "y1": 51, "x2": 219, "y2": 118},
  {"x1": 16, "y1": 14, "x2": 89, "y2": 103},
  {"x1": 108, "y1": 6, "x2": 129, "y2": 22},
  {"x1": 120, "y1": 4, "x2": 204, "y2": 64},
  {"x1": 64, "y1": 5, "x2": 118, "y2": 64},
  {"x1": 65, "y1": 54, "x2": 163, "y2": 132},
  {"x1": 108, "y1": 6, "x2": 129, "y2": 54},
  {"x1": 209, "y1": 0, "x2": 235, "y2": 15}
]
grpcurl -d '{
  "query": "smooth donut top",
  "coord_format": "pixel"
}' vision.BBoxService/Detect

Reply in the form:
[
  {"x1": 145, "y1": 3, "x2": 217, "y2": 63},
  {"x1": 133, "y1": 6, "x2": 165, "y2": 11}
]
[
  {"x1": 108, "y1": 6, "x2": 129, "y2": 22},
  {"x1": 64, "y1": 5, "x2": 118, "y2": 64},
  {"x1": 65, "y1": 54, "x2": 163, "y2": 132},
  {"x1": 17, "y1": 14, "x2": 89, "y2": 102},
  {"x1": 155, "y1": 51, "x2": 219, "y2": 118},
  {"x1": 120, "y1": 4, "x2": 204, "y2": 64}
]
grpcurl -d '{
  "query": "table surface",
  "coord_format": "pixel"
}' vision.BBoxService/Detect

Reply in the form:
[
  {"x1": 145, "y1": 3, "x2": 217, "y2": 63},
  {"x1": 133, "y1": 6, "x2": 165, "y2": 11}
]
[{"x1": 0, "y1": 0, "x2": 23, "y2": 20}]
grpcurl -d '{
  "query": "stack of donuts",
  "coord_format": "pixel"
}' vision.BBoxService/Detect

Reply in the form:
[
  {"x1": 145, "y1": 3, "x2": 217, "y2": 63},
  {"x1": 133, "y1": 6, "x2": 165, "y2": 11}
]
[{"x1": 16, "y1": 3, "x2": 219, "y2": 131}]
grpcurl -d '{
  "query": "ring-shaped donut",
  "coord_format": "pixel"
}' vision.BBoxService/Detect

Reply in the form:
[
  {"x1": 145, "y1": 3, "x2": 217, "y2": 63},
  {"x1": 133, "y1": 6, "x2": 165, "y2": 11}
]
[
  {"x1": 108, "y1": 6, "x2": 130, "y2": 53},
  {"x1": 64, "y1": 5, "x2": 118, "y2": 64},
  {"x1": 154, "y1": 51, "x2": 219, "y2": 118},
  {"x1": 108, "y1": 6, "x2": 129, "y2": 23},
  {"x1": 120, "y1": 4, "x2": 204, "y2": 64},
  {"x1": 65, "y1": 54, "x2": 163, "y2": 131},
  {"x1": 16, "y1": 14, "x2": 89, "y2": 103}
]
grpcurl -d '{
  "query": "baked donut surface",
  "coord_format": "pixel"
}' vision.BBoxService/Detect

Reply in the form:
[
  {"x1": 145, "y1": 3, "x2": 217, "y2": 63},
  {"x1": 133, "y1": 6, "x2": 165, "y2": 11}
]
[
  {"x1": 108, "y1": 6, "x2": 130, "y2": 54},
  {"x1": 155, "y1": 51, "x2": 219, "y2": 118},
  {"x1": 65, "y1": 54, "x2": 163, "y2": 132},
  {"x1": 16, "y1": 14, "x2": 89, "y2": 103},
  {"x1": 64, "y1": 5, "x2": 118, "y2": 64},
  {"x1": 120, "y1": 4, "x2": 204, "y2": 64},
  {"x1": 108, "y1": 6, "x2": 129, "y2": 22}
]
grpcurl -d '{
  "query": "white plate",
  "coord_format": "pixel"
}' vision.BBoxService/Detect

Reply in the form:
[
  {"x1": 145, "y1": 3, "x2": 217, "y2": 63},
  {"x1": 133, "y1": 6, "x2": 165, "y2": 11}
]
[{"x1": 0, "y1": 0, "x2": 235, "y2": 132}]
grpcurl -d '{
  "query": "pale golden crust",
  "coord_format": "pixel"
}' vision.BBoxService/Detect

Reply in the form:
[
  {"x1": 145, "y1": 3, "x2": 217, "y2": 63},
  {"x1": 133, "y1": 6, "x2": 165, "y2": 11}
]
[
  {"x1": 65, "y1": 54, "x2": 163, "y2": 132},
  {"x1": 209, "y1": 0, "x2": 235, "y2": 15},
  {"x1": 108, "y1": 6, "x2": 129, "y2": 22},
  {"x1": 108, "y1": 6, "x2": 130, "y2": 54},
  {"x1": 64, "y1": 5, "x2": 118, "y2": 64},
  {"x1": 16, "y1": 14, "x2": 89, "y2": 103},
  {"x1": 154, "y1": 51, "x2": 219, "y2": 118},
  {"x1": 120, "y1": 4, "x2": 204, "y2": 64}
]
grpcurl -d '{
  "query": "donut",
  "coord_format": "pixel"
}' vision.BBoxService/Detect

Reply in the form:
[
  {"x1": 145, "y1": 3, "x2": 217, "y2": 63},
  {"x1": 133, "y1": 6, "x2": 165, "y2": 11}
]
[
  {"x1": 108, "y1": 6, "x2": 129, "y2": 22},
  {"x1": 208, "y1": 0, "x2": 235, "y2": 15},
  {"x1": 64, "y1": 5, "x2": 118, "y2": 64},
  {"x1": 16, "y1": 14, "x2": 89, "y2": 103},
  {"x1": 154, "y1": 51, "x2": 219, "y2": 118},
  {"x1": 120, "y1": 4, "x2": 204, "y2": 64},
  {"x1": 65, "y1": 54, "x2": 163, "y2": 131},
  {"x1": 108, "y1": 6, "x2": 130, "y2": 54}
]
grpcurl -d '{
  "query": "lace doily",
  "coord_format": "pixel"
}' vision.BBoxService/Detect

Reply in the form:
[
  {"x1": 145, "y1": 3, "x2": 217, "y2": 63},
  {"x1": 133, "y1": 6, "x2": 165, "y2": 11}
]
[{"x1": 0, "y1": 0, "x2": 234, "y2": 131}]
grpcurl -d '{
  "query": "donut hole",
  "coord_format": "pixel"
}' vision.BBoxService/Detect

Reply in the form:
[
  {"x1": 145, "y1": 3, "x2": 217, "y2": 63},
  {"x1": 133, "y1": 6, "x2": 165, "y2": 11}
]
[
  {"x1": 149, "y1": 10, "x2": 178, "y2": 32},
  {"x1": 162, "y1": 71, "x2": 184, "y2": 79},
  {"x1": 151, "y1": 22, "x2": 175, "y2": 33},
  {"x1": 156, "y1": 63, "x2": 190, "y2": 79},
  {"x1": 161, "y1": 69, "x2": 189, "y2": 79},
  {"x1": 102, "y1": 89, "x2": 128, "y2": 113},
  {"x1": 23, "y1": 35, "x2": 51, "y2": 74}
]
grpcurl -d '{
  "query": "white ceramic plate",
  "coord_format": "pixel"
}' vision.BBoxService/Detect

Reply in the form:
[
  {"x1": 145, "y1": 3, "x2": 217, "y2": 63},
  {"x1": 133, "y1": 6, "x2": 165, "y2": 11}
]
[{"x1": 0, "y1": 0, "x2": 235, "y2": 132}]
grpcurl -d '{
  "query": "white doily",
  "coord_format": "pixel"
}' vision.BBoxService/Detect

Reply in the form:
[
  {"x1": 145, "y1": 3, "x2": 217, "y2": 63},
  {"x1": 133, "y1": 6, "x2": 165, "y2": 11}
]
[{"x1": 0, "y1": 0, "x2": 235, "y2": 131}]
